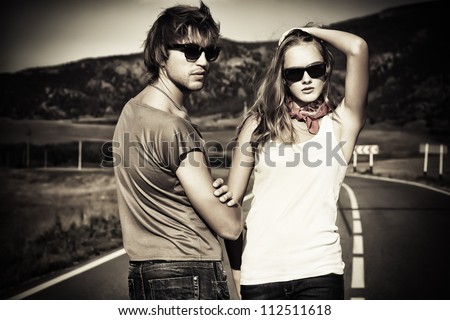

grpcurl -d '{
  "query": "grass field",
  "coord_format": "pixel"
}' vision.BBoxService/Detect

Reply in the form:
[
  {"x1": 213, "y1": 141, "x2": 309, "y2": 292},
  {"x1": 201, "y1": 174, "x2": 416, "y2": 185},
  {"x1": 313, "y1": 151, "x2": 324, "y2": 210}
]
[
  {"x1": 0, "y1": 118, "x2": 115, "y2": 144},
  {"x1": 0, "y1": 117, "x2": 445, "y2": 157},
  {"x1": 0, "y1": 168, "x2": 122, "y2": 297},
  {"x1": 0, "y1": 118, "x2": 448, "y2": 296}
]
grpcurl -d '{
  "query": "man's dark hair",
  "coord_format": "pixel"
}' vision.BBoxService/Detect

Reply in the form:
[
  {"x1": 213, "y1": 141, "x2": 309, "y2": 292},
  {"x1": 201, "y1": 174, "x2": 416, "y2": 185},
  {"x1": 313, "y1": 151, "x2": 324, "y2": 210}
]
[{"x1": 143, "y1": 1, "x2": 220, "y2": 83}]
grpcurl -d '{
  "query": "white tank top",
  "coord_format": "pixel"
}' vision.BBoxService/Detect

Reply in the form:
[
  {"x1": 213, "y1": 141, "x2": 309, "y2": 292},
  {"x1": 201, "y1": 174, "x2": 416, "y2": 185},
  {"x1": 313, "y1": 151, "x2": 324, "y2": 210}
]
[{"x1": 241, "y1": 114, "x2": 347, "y2": 285}]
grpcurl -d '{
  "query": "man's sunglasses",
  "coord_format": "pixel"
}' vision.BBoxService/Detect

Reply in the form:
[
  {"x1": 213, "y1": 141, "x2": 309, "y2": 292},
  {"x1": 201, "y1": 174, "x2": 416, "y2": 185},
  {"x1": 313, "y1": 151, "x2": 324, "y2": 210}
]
[
  {"x1": 168, "y1": 43, "x2": 221, "y2": 62},
  {"x1": 283, "y1": 62, "x2": 326, "y2": 82}
]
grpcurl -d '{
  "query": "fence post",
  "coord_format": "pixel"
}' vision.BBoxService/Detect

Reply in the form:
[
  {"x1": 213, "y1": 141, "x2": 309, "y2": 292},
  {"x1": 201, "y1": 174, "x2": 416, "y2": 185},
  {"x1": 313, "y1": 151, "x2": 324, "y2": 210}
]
[
  {"x1": 78, "y1": 140, "x2": 82, "y2": 170},
  {"x1": 439, "y1": 144, "x2": 444, "y2": 180},
  {"x1": 423, "y1": 143, "x2": 429, "y2": 176}
]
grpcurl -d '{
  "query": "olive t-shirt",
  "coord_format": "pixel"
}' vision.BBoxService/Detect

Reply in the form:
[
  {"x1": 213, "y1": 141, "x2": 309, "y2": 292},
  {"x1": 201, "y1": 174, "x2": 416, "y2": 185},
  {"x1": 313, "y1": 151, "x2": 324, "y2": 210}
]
[{"x1": 113, "y1": 98, "x2": 222, "y2": 261}]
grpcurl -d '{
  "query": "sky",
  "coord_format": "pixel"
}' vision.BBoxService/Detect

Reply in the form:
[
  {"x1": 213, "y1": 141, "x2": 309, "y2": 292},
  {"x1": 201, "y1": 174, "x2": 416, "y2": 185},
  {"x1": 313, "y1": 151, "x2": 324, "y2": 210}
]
[{"x1": 1, "y1": 0, "x2": 435, "y2": 73}]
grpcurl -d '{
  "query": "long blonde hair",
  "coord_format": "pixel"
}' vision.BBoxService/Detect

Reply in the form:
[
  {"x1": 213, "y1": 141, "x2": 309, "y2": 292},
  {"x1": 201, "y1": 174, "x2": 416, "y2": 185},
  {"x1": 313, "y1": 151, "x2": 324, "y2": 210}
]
[{"x1": 236, "y1": 26, "x2": 336, "y2": 150}]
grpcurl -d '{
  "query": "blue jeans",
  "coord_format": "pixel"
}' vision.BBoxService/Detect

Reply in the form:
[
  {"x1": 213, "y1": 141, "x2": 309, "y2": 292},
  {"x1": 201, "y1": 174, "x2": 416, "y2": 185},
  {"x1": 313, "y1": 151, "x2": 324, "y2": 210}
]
[
  {"x1": 241, "y1": 274, "x2": 344, "y2": 300},
  {"x1": 128, "y1": 260, "x2": 230, "y2": 300}
]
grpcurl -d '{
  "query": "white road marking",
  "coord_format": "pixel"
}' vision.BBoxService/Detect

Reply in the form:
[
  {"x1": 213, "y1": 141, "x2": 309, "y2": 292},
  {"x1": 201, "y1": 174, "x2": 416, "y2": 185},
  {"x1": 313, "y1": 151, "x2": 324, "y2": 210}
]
[
  {"x1": 353, "y1": 235, "x2": 364, "y2": 255},
  {"x1": 342, "y1": 182, "x2": 366, "y2": 298},
  {"x1": 351, "y1": 257, "x2": 365, "y2": 289},
  {"x1": 347, "y1": 173, "x2": 450, "y2": 197},
  {"x1": 352, "y1": 208, "x2": 361, "y2": 220},
  {"x1": 353, "y1": 220, "x2": 362, "y2": 234},
  {"x1": 9, "y1": 248, "x2": 126, "y2": 300}
]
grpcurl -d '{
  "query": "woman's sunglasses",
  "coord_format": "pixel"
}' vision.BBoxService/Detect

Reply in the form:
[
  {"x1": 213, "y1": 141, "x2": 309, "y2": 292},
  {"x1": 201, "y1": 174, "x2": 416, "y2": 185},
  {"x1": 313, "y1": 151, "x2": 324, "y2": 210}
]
[
  {"x1": 168, "y1": 43, "x2": 221, "y2": 62},
  {"x1": 283, "y1": 62, "x2": 326, "y2": 82}
]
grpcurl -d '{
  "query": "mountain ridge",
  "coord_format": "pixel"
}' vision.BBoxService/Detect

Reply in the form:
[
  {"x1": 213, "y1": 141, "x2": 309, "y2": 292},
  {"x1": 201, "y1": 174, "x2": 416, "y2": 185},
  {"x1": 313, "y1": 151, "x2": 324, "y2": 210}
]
[{"x1": 0, "y1": 0, "x2": 447, "y2": 140}]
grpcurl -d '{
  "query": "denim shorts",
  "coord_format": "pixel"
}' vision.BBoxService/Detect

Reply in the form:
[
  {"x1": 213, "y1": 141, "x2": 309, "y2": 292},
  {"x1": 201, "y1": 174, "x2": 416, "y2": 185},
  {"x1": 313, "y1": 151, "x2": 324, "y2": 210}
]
[
  {"x1": 128, "y1": 260, "x2": 230, "y2": 300},
  {"x1": 241, "y1": 273, "x2": 344, "y2": 300}
]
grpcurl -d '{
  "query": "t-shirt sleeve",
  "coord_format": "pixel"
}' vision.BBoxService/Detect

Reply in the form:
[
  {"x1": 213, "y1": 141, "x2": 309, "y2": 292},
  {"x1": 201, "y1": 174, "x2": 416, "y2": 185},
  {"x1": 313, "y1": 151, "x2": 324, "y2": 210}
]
[{"x1": 164, "y1": 119, "x2": 206, "y2": 173}]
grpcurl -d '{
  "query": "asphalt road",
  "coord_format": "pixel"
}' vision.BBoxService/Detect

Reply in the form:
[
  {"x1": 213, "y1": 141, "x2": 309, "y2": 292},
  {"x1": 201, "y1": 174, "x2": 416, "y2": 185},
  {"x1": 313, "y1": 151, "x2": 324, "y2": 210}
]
[{"x1": 6, "y1": 175, "x2": 450, "y2": 300}]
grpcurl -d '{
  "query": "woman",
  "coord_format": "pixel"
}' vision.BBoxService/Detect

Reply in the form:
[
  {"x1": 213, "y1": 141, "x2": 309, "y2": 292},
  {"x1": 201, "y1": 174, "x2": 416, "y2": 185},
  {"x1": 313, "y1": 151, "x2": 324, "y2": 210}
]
[{"x1": 216, "y1": 24, "x2": 369, "y2": 299}]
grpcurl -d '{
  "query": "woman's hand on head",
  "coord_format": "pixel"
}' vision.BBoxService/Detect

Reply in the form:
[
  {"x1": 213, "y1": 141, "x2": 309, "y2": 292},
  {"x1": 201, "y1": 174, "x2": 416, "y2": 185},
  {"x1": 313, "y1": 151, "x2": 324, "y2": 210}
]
[{"x1": 278, "y1": 27, "x2": 303, "y2": 46}]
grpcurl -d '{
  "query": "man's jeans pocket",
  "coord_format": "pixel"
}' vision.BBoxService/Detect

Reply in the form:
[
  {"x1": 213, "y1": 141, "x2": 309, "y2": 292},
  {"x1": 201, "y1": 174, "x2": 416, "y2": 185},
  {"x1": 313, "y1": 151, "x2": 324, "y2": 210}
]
[{"x1": 149, "y1": 276, "x2": 200, "y2": 300}]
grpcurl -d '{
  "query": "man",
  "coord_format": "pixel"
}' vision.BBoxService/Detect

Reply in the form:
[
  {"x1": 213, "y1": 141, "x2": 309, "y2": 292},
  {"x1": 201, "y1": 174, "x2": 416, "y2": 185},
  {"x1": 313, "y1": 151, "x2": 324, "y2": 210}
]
[{"x1": 112, "y1": 1, "x2": 243, "y2": 300}]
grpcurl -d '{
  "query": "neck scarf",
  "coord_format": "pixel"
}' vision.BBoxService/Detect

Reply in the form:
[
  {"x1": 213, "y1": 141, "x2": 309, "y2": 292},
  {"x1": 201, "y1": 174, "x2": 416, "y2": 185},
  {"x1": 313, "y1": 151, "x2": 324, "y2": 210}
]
[{"x1": 288, "y1": 99, "x2": 331, "y2": 135}]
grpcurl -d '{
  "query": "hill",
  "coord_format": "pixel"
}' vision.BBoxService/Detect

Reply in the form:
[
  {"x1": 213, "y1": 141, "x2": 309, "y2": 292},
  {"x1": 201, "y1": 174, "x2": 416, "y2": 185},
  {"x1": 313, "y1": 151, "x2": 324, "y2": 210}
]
[{"x1": 0, "y1": 0, "x2": 447, "y2": 141}]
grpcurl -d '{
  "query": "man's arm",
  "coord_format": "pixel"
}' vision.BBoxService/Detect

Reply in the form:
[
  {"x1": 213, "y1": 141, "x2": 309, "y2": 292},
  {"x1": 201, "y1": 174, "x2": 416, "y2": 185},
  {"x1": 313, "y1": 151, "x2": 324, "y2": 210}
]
[{"x1": 176, "y1": 150, "x2": 243, "y2": 240}]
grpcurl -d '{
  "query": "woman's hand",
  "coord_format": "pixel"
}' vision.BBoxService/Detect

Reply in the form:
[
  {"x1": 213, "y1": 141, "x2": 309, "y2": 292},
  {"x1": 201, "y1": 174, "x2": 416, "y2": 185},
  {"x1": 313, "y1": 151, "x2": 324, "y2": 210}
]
[
  {"x1": 278, "y1": 27, "x2": 303, "y2": 45},
  {"x1": 213, "y1": 178, "x2": 237, "y2": 206}
]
